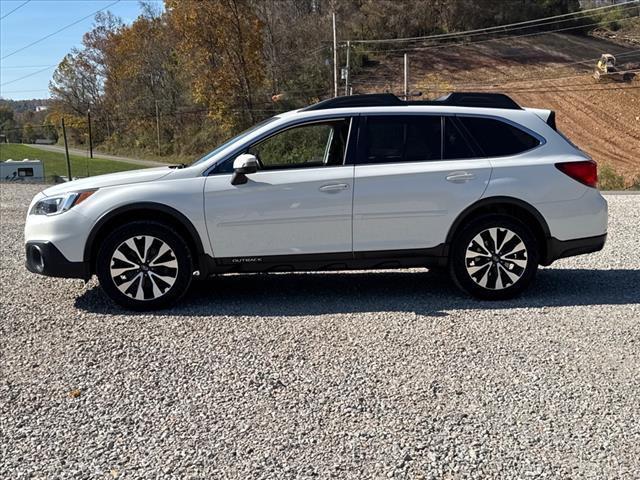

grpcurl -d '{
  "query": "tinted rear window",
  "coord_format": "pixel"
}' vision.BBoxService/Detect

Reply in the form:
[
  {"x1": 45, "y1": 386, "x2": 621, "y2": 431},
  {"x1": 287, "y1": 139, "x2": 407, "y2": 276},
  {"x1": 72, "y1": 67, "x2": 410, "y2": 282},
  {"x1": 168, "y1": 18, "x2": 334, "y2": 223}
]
[
  {"x1": 364, "y1": 116, "x2": 441, "y2": 163},
  {"x1": 458, "y1": 117, "x2": 540, "y2": 157}
]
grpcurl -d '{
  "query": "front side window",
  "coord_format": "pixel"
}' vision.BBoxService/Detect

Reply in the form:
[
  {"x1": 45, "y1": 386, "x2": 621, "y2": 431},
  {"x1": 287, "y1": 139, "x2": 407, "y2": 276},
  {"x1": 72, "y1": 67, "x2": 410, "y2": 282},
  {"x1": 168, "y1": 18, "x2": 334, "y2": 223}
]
[
  {"x1": 248, "y1": 119, "x2": 350, "y2": 169},
  {"x1": 363, "y1": 116, "x2": 441, "y2": 164},
  {"x1": 458, "y1": 116, "x2": 540, "y2": 157},
  {"x1": 195, "y1": 116, "x2": 278, "y2": 167}
]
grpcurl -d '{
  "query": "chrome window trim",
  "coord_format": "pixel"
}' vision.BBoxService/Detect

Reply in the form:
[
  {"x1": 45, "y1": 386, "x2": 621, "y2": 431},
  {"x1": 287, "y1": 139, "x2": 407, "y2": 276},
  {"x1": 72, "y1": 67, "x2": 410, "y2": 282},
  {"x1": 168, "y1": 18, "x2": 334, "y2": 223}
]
[{"x1": 355, "y1": 111, "x2": 546, "y2": 167}]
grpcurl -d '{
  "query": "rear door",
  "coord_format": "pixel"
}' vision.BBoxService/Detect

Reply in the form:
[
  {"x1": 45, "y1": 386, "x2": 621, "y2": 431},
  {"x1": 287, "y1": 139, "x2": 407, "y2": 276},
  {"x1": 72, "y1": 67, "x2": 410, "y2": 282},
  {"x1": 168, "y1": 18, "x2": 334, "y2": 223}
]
[{"x1": 352, "y1": 115, "x2": 492, "y2": 252}]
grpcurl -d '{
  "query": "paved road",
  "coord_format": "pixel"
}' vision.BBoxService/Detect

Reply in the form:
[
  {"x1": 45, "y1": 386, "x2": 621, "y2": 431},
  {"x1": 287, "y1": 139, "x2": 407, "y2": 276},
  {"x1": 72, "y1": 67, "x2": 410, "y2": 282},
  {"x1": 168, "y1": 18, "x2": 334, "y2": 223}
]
[
  {"x1": 1, "y1": 186, "x2": 639, "y2": 479},
  {"x1": 27, "y1": 143, "x2": 169, "y2": 167}
]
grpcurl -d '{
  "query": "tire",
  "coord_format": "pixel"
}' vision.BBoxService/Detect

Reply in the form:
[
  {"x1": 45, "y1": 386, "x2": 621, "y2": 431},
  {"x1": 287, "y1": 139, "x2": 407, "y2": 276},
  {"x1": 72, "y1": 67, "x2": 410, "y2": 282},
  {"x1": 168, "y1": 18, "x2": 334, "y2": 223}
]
[
  {"x1": 96, "y1": 221, "x2": 193, "y2": 310},
  {"x1": 448, "y1": 214, "x2": 538, "y2": 300}
]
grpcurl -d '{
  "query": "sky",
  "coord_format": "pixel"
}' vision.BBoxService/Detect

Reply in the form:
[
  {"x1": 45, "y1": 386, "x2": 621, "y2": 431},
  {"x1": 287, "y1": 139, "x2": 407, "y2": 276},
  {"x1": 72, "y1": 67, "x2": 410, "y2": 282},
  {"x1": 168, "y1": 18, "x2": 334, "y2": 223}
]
[{"x1": 1, "y1": 0, "x2": 162, "y2": 100}]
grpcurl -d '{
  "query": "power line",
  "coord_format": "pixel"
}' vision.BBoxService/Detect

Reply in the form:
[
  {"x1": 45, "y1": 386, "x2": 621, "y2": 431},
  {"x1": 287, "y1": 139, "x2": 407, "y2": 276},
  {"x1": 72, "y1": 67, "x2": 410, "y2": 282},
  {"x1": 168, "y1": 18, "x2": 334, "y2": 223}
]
[
  {"x1": 0, "y1": 88, "x2": 50, "y2": 94},
  {"x1": 350, "y1": 48, "x2": 640, "y2": 90},
  {"x1": 356, "y1": 85, "x2": 640, "y2": 98},
  {"x1": 422, "y1": 4, "x2": 637, "y2": 45},
  {"x1": 359, "y1": 16, "x2": 640, "y2": 54},
  {"x1": 480, "y1": 85, "x2": 640, "y2": 94},
  {"x1": 473, "y1": 69, "x2": 640, "y2": 90},
  {"x1": 0, "y1": 65, "x2": 56, "y2": 87},
  {"x1": 480, "y1": 76, "x2": 640, "y2": 92},
  {"x1": 361, "y1": 82, "x2": 640, "y2": 94},
  {"x1": 354, "y1": 16, "x2": 639, "y2": 55},
  {"x1": 346, "y1": 1, "x2": 640, "y2": 44},
  {"x1": 352, "y1": 65, "x2": 640, "y2": 92},
  {"x1": 1, "y1": 64, "x2": 56, "y2": 70},
  {"x1": 1, "y1": 0, "x2": 121, "y2": 60},
  {"x1": 2, "y1": 85, "x2": 637, "y2": 136},
  {"x1": 0, "y1": 0, "x2": 30, "y2": 21}
]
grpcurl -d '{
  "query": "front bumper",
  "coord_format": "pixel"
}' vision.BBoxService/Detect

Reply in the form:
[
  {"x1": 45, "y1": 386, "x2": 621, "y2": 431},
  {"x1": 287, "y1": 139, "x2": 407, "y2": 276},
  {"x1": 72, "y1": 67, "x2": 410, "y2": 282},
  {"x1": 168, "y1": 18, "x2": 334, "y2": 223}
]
[
  {"x1": 25, "y1": 241, "x2": 90, "y2": 280},
  {"x1": 541, "y1": 233, "x2": 607, "y2": 266}
]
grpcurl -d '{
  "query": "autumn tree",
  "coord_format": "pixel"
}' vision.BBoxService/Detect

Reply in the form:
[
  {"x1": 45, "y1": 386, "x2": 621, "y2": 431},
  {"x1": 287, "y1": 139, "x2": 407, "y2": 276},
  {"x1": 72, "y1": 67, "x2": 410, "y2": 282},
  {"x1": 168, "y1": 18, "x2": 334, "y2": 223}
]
[
  {"x1": 49, "y1": 12, "x2": 123, "y2": 144},
  {"x1": 254, "y1": 0, "x2": 332, "y2": 106},
  {"x1": 167, "y1": 0, "x2": 266, "y2": 132},
  {"x1": 102, "y1": 7, "x2": 188, "y2": 152}
]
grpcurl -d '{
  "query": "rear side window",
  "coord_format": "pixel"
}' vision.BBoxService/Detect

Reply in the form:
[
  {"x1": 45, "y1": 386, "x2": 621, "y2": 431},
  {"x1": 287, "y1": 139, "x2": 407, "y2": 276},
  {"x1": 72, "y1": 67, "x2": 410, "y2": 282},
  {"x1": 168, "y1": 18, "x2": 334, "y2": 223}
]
[
  {"x1": 443, "y1": 117, "x2": 475, "y2": 160},
  {"x1": 363, "y1": 116, "x2": 441, "y2": 163},
  {"x1": 458, "y1": 116, "x2": 540, "y2": 157}
]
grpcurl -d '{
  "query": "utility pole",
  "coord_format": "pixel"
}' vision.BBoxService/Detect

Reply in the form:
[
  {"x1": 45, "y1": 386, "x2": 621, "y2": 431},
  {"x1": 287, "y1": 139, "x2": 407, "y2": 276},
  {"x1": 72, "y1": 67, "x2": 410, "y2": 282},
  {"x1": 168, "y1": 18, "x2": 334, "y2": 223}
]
[
  {"x1": 403, "y1": 53, "x2": 409, "y2": 100},
  {"x1": 62, "y1": 118, "x2": 71, "y2": 181},
  {"x1": 155, "y1": 100, "x2": 161, "y2": 154},
  {"x1": 344, "y1": 40, "x2": 350, "y2": 96},
  {"x1": 87, "y1": 108, "x2": 93, "y2": 159},
  {"x1": 332, "y1": 12, "x2": 338, "y2": 98}
]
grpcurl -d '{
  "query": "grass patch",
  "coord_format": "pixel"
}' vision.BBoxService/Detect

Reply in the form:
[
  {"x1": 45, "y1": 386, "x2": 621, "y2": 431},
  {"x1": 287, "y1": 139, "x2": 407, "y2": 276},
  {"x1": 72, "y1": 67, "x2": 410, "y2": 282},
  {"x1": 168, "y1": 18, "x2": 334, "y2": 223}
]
[
  {"x1": 100, "y1": 143, "x2": 195, "y2": 165},
  {"x1": 598, "y1": 164, "x2": 626, "y2": 190},
  {"x1": 1, "y1": 143, "x2": 143, "y2": 179}
]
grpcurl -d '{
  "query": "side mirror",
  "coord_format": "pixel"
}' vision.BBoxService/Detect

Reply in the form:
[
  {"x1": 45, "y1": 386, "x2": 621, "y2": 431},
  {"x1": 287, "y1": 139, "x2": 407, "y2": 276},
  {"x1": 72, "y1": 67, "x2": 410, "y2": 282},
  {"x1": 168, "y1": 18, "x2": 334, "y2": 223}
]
[{"x1": 231, "y1": 154, "x2": 258, "y2": 185}]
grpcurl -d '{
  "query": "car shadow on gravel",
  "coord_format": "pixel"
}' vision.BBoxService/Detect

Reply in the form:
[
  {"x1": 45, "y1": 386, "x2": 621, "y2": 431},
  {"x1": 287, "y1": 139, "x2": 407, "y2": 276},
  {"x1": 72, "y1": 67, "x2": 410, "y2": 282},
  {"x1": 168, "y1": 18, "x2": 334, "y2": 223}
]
[{"x1": 74, "y1": 268, "x2": 640, "y2": 317}]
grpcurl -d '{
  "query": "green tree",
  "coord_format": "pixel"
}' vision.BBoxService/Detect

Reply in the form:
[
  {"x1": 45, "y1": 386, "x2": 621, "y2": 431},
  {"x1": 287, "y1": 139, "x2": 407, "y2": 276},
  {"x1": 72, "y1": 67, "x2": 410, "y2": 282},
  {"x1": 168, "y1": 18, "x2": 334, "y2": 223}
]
[{"x1": 23, "y1": 123, "x2": 36, "y2": 144}]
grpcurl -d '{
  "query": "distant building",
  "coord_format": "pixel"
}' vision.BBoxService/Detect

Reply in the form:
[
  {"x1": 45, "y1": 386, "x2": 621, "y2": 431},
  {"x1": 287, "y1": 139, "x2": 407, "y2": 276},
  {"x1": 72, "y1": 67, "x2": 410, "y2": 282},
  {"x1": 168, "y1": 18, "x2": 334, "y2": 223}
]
[{"x1": 35, "y1": 106, "x2": 48, "y2": 112}]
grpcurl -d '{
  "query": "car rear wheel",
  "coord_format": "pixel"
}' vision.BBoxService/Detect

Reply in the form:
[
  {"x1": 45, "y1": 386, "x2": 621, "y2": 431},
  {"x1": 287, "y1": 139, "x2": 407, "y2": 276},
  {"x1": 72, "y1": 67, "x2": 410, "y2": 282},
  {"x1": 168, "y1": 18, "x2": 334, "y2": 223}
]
[
  {"x1": 449, "y1": 214, "x2": 538, "y2": 300},
  {"x1": 96, "y1": 221, "x2": 193, "y2": 310}
]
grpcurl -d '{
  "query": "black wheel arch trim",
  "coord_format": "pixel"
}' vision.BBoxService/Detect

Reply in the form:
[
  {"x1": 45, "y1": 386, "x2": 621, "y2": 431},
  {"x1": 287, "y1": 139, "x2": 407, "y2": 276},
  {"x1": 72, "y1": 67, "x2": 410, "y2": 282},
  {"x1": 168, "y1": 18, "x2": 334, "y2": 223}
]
[
  {"x1": 446, "y1": 196, "x2": 551, "y2": 243},
  {"x1": 84, "y1": 202, "x2": 208, "y2": 274}
]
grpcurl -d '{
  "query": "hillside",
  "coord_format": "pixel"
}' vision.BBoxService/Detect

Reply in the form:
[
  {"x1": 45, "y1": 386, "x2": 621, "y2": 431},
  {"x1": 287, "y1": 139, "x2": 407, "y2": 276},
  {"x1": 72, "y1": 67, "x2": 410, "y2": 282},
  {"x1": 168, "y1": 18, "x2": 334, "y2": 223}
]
[{"x1": 352, "y1": 32, "x2": 640, "y2": 184}]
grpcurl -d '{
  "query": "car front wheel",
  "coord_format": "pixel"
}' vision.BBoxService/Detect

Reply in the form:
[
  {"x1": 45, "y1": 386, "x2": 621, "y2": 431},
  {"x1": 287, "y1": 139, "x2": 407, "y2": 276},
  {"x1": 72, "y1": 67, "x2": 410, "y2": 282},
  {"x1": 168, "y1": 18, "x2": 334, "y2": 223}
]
[
  {"x1": 449, "y1": 214, "x2": 538, "y2": 300},
  {"x1": 96, "y1": 221, "x2": 193, "y2": 310}
]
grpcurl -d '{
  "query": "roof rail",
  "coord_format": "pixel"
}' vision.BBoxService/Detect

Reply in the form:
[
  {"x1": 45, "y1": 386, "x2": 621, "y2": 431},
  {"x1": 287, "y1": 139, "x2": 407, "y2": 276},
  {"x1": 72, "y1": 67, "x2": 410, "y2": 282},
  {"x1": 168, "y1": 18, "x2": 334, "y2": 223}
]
[
  {"x1": 302, "y1": 93, "x2": 402, "y2": 111},
  {"x1": 432, "y1": 92, "x2": 521, "y2": 109},
  {"x1": 302, "y1": 92, "x2": 521, "y2": 111}
]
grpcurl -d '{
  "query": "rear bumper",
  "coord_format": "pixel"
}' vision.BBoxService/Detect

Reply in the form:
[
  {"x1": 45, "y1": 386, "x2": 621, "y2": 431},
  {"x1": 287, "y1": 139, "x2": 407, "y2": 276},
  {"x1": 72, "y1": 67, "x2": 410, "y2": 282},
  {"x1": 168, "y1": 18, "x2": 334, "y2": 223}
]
[
  {"x1": 25, "y1": 241, "x2": 90, "y2": 280},
  {"x1": 542, "y1": 233, "x2": 607, "y2": 265}
]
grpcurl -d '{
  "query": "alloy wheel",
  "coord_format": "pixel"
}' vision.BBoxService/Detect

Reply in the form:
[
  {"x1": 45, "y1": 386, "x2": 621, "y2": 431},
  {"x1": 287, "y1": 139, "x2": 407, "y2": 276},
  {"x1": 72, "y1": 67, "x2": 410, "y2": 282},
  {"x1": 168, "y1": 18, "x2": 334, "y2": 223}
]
[
  {"x1": 109, "y1": 235, "x2": 179, "y2": 301},
  {"x1": 465, "y1": 227, "x2": 528, "y2": 290}
]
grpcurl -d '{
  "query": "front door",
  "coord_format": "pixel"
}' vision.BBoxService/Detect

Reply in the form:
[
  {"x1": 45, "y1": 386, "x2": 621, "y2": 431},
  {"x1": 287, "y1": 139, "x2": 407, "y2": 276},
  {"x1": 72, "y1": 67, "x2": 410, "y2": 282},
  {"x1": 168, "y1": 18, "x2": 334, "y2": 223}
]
[{"x1": 204, "y1": 118, "x2": 354, "y2": 259}]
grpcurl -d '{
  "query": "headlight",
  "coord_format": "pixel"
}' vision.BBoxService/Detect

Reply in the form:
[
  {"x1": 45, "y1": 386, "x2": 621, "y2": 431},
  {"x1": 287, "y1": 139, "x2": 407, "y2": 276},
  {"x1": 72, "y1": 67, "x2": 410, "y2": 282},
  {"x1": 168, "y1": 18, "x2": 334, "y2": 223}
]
[{"x1": 30, "y1": 190, "x2": 97, "y2": 216}]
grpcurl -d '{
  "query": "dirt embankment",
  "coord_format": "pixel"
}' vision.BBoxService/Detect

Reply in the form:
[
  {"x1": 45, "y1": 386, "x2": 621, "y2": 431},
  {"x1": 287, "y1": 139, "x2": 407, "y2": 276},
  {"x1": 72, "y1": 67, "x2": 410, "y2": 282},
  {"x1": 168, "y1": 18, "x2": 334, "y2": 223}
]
[{"x1": 353, "y1": 32, "x2": 640, "y2": 183}]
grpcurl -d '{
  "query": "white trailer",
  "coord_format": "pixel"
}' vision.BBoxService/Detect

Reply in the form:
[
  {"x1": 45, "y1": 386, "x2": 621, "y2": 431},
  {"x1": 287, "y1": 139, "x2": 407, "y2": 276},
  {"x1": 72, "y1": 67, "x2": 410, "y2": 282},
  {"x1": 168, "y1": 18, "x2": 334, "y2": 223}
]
[{"x1": 1, "y1": 159, "x2": 45, "y2": 181}]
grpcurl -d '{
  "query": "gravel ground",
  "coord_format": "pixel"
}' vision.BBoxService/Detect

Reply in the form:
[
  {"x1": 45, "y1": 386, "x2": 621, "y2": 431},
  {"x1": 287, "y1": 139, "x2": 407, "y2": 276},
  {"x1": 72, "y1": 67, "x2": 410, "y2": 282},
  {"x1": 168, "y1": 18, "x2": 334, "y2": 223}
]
[{"x1": 1, "y1": 183, "x2": 639, "y2": 479}]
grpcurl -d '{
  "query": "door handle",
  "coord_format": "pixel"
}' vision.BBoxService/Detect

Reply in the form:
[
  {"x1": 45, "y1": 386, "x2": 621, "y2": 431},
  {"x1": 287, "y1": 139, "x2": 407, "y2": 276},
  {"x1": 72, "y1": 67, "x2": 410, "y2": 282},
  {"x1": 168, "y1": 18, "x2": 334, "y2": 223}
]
[
  {"x1": 446, "y1": 171, "x2": 476, "y2": 183},
  {"x1": 319, "y1": 183, "x2": 349, "y2": 193}
]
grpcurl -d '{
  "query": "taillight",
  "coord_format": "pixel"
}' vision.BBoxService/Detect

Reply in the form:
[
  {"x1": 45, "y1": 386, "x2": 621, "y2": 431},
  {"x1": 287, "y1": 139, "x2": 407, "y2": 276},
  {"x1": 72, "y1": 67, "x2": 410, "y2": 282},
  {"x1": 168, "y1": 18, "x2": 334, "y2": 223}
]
[{"x1": 555, "y1": 160, "x2": 598, "y2": 188}]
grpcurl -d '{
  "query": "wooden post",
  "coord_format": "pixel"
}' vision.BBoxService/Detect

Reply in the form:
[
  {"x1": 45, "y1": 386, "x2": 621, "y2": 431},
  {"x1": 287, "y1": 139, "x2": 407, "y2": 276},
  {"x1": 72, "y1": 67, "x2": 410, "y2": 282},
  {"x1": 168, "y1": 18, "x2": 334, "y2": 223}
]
[
  {"x1": 62, "y1": 118, "x2": 71, "y2": 181},
  {"x1": 333, "y1": 12, "x2": 338, "y2": 98},
  {"x1": 87, "y1": 108, "x2": 93, "y2": 159},
  {"x1": 344, "y1": 40, "x2": 350, "y2": 96},
  {"x1": 155, "y1": 100, "x2": 161, "y2": 154},
  {"x1": 404, "y1": 53, "x2": 409, "y2": 100}
]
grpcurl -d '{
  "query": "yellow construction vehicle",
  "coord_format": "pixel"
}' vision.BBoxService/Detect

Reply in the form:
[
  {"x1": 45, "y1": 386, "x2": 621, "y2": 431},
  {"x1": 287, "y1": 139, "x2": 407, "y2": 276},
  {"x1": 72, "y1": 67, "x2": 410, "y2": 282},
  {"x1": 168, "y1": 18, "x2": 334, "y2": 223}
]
[{"x1": 594, "y1": 53, "x2": 634, "y2": 82}]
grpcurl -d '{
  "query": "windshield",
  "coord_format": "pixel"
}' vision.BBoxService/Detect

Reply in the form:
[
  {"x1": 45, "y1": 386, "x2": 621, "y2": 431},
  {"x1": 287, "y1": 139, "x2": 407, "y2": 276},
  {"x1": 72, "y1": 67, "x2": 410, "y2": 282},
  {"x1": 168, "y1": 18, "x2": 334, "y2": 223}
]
[{"x1": 191, "y1": 116, "x2": 279, "y2": 166}]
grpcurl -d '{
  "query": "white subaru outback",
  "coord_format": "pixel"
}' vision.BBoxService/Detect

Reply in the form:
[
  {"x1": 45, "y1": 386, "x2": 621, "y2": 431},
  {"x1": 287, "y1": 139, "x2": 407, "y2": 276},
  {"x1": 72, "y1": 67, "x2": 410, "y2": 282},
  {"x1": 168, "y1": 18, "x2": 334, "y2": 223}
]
[{"x1": 25, "y1": 93, "x2": 607, "y2": 310}]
